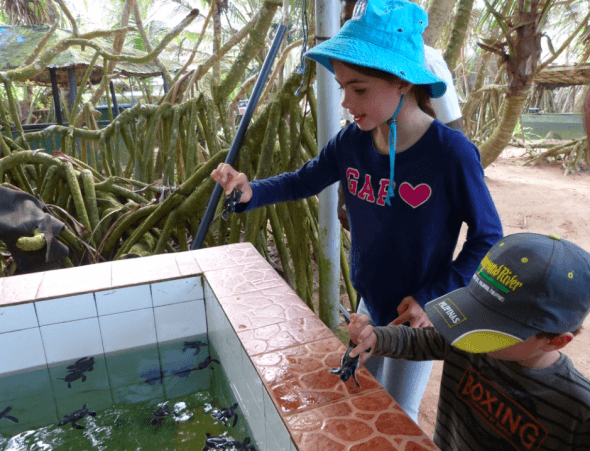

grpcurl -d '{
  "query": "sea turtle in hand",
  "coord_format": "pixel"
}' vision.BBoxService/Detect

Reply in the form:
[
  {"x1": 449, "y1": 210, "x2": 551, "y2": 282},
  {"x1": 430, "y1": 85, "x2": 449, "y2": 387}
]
[
  {"x1": 196, "y1": 356, "x2": 220, "y2": 370},
  {"x1": 202, "y1": 431, "x2": 233, "y2": 450},
  {"x1": 0, "y1": 406, "x2": 19, "y2": 424},
  {"x1": 150, "y1": 401, "x2": 172, "y2": 426},
  {"x1": 183, "y1": 340, "x2": 208, "y2": 356},
  {"x1": 330, "y1": 347, "x2": 361, "y2": 388},
  {"x1": 58, "y1": 404, "x2": 96, "y2": 430},
  {"x1": 210, "y1": 402, "x2": 239, "y2": 427}
]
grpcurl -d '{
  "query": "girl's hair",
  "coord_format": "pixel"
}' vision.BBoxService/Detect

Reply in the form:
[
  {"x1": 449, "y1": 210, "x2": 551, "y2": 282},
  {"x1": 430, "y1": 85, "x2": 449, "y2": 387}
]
[{"x1": 338, "y1": 61, "x2": 437, "y2": 119}]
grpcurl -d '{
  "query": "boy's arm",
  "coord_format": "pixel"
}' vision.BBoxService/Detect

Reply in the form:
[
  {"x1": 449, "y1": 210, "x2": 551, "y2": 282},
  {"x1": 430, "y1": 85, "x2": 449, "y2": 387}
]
[{"x1": 372, "y1": 325, "x2": 450, "y2": 361}]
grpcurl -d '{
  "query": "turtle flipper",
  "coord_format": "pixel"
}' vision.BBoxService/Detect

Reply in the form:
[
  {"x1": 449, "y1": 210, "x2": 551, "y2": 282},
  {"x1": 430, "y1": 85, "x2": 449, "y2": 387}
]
[
  {"x1": 6, "y1": 415, "x2": 19, "y2": 423},
  {"x1": 72, "y1": 421, "x2": 85, "y2": 430},
  {"x1": 329, "y1": 368, "x2": 341, "y2": 375},
  {"x1": 352, "y1": 372, "x2": 361, "y2": 388},
  {"x1": 232, "y1": 413, "x2": 238, "y2": 428}
]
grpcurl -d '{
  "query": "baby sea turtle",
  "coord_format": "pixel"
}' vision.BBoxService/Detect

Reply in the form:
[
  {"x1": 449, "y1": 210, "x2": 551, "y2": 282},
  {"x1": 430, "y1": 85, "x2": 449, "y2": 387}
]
[
  {"x1": 210, "y1": 402, "x2": 239, "y2": 427},
  {"x1": 59, "y1": 368, "x2": 87, "y2": 388},
  {"x1": 221, "y1": 189, "x2": 242, "y2": 221},
  {"x1": 67, "y1": 356, "x2": 95, "y2": 373},
  {"x1": 58, "y1": 404, "x2": 96, "y2": 430},
  {"x1": 232, "y1": 437, "x2": 256, "y2": 451},
  {"x1": 202, "y1": 431, "x2": 232, "y2": 450},
  {"x1": 150, "y1": 401, "x2": 172, "y2": 426},
  {"x1": 0, "y1": 406, "x2": 19, "y2": 424},
  {"x1": 196, "y1": 356, "x2": 220, "y2": 370},
  {"x1": 182, "y1": 340, "x2": 208, "y2": 356},
  {"x1": 330, "y1": 347, "x2": 361, "y2": 388}
]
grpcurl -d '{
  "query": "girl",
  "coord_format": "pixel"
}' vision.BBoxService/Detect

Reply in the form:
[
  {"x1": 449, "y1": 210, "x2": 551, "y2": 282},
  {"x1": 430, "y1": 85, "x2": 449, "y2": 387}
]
[{"x1": 211, "y1": 0, "x2": 503, "y2": 422}]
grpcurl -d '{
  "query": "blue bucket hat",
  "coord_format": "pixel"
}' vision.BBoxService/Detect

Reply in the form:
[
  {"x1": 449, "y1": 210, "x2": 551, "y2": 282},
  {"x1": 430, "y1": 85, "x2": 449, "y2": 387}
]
[
  {"x1": 304, "y1": 0, "x2": 447, "y2": 99},
  {"x1": 304, "y1": 0, "x2": 446, "y2": 204}
]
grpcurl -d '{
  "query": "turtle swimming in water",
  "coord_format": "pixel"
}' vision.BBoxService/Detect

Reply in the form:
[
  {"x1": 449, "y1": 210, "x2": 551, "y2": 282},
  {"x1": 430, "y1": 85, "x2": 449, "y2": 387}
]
[
  {"x1": 196, "y1": 356, "x2": 220, "y2": 370},
  {"x1": 58, "y1": 404, "x2": 96, "y2": 429},
  {"x1": 210, "y1": 402, "x2": 239, "y2": 427},
  {"x1": 202, "y1": 431, "x2": 232, "y2": 450},
  {"x1": 0, "y1": 406, "x2": 19, "y2": 424},
  {"x1": 330, "y1": 347, "x2": 364, "y2": 388},
  {"x1": 67, "y1": 356, "x2": 95, "y2": 373},
  {"x1": 59, "y1": 368, "x2": 87, "y2": 388},
  {"x1": 150, "y1": 401, "x2": 172, "y2": 426},
  {"x1": 182, "y1": 340, "x2": 208, "y2": 356},
  {"x1": 232, "y1": 436, "x2": 256, "y2": 451},
  {"x1": 59, "y1": 356, "x2": 95, "y2": 388}
]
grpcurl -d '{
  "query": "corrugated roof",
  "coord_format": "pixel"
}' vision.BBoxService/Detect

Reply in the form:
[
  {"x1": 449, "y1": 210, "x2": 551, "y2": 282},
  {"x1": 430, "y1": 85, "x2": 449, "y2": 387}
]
[
  {"x1": 535, "y1": 63, "x2": 590, "y2": 89},
  {"x1": 0, "y1": 25, "x2": 183, "y2": 86}
]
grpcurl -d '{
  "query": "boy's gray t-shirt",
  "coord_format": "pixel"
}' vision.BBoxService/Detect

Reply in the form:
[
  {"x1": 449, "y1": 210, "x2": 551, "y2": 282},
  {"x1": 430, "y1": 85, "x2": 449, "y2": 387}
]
[{"x1": 373, "y1": 325, "x2": 590, "y2": 450}]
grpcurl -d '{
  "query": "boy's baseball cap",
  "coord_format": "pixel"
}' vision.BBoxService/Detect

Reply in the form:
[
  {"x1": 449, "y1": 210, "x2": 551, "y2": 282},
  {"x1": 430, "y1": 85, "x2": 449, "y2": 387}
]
[
  {"x1": 425, "y1": 233, "x2": 590, "y2": 353},
  {"x1": 304, "y1": 0, "x2": 446, "y2": 99}
]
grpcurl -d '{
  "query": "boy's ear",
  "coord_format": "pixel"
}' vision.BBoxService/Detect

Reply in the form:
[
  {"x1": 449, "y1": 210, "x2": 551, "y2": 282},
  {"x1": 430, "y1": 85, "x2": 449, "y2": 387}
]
[{"x1": 546, "y1": 333, "x2": 574, "y2": 350}]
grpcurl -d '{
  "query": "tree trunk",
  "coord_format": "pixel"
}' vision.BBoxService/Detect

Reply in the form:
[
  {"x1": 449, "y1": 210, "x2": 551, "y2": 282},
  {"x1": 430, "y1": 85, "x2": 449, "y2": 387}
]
[
  {"x1": 443, "y1": 0, "x2": 474, "y2": 71},
  {"x1": 423, "y1": 0, "x2": 457, "y2": 47},
  {"x1": 213, "y1": 4, "x2": 223, "y2": 83},
  {"x1": 479, "y1": 94, "x2": 526, "y2": 168}
]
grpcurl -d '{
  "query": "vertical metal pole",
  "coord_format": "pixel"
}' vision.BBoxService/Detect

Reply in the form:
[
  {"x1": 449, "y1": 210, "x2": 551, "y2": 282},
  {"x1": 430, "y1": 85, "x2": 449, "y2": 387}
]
[
  {"x1": 49, "y1": 68, "x2": 63, "y2": 125},
  {"x1": 315, "y1": 0, "x2": 341, "y2": 329},
  {"x1": 162, "y1": 73, "x2": 169, "y2": 94},
  {"x1": 67, "y1": 68, "x2": 77, "y2": 112},
  {"x1": 109, "y1": 81, "x2": 120, "y2": 117}
]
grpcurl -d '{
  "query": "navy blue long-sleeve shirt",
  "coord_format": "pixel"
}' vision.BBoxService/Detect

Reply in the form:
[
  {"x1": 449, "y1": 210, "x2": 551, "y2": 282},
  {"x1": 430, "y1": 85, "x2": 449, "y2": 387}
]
[{"x1": 236, "y1": 120, "x2": 503, "y2": 326}]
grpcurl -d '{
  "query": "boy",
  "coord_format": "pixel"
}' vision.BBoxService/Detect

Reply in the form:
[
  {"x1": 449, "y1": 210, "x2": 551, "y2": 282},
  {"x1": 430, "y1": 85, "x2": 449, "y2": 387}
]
[{"x1": 348, "y1": 232, "x2": 590, "y2": 450}]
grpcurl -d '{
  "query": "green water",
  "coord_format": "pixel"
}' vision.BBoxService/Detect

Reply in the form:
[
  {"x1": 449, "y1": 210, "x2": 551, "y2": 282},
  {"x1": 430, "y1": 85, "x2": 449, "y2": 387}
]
[
  {"x1": 0, "y1": 392, "x2": 252, "y2": 451},
  {"x1": 0, "y1": 339, "x2": 256, "y2": 450}
]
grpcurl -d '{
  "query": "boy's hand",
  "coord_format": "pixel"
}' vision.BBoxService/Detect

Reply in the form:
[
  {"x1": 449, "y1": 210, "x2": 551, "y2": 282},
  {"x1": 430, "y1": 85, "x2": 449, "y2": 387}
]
[
  {"x1": 392, "y1": 296, "x2": 433, "y2": 328},
  {"x1": 210, "y1": 163, "x2": 253, "y2": 203},
  {"x1": 349, "y1": 320, "x2": 377, "y2": 365},
  {"x1": 347, "y1": 313, "x2": 369, "y2": 344}
]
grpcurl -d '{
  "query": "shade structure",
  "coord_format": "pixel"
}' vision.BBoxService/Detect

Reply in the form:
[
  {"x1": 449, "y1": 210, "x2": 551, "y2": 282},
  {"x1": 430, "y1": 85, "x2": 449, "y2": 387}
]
[{"x1": 0, "y1": 25, "x2": 182, "y2": 86}]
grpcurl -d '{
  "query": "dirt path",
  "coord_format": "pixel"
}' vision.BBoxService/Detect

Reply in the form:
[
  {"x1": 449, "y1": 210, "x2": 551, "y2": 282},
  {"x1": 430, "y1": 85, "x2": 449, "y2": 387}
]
[{"x1": 418, "y1": 150, "x2": 590, "y2": 437}]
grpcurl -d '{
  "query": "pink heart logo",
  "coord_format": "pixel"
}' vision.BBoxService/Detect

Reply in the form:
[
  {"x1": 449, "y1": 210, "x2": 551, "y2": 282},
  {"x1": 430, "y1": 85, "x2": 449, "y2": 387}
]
[{"x1": 398, "y1": 182, "x2": 432, "y2": 208}]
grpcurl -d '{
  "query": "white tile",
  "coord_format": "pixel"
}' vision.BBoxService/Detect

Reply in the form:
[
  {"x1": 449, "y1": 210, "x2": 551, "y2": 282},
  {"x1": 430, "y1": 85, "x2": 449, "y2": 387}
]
[
  {"x1": 35, "y1": 293, "x2": 97, "y2": 326},
  {"x1": 263, "y1": 388, "x2": 291, "y2": 448},
  {"x1": 0, "y1": 328, "x2": 46, "y2": 375},
  {"x1": 243, "y1": 399, "x2": 267, "y2": 451},
  {"x1": 99, "y1": 309, "x2": 157, "y2": 353},
  {"x1": 40, "y1": 318, "x2": 103, "y2": 365},
  {"x1": 95, "y1": 284, "x2": 152, "y2": 316},
  {"x1": 243, "y1": 353, "x2": 264, "y2": 407},
  {"x1": 151, "y1": 277, "x2": 203, "y2": 307},
  {"x1": 0, "y1": 303, "x2": 38, "y2": 333},
  {"x1": 154, "y1": 300, "x2": 206, "y2": 343}
]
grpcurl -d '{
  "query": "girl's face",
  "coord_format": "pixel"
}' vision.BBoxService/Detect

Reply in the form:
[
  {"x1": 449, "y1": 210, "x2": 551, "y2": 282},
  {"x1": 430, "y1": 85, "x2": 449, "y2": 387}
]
[{"x1": 334, "y1": 60, "x2": 405, "y2": 131}]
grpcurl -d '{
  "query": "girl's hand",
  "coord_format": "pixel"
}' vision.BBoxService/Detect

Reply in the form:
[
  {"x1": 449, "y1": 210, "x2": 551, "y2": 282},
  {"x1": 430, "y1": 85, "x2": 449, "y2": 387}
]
[
  {"x1": 210, "y1": 163, "x2": 253, "y2": 203},
  {"x1": 391, "y1": 296, "x2": 433, "y2": 328},
  {"x1": 348, "y1": 320, "x2": 376, "y2": 365}
]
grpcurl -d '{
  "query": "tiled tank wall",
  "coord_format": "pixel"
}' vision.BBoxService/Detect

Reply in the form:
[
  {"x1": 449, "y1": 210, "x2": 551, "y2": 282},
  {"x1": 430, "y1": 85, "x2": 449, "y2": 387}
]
[{"x1": 0, "y1": 243, "x2": 440, "y2": 451}]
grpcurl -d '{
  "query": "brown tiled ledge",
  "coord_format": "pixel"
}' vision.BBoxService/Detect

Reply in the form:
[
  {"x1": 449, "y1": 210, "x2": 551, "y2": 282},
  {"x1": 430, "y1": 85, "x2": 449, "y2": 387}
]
[{"x1": 194, "y1": 243, "x2": 440, "y2": 451}]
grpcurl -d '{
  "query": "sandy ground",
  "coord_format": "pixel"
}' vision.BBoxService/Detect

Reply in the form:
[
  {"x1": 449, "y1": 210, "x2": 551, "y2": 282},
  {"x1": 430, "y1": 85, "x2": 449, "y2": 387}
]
[{"x1": 417, "y1": 148, "x2": 590, "y2": 438}]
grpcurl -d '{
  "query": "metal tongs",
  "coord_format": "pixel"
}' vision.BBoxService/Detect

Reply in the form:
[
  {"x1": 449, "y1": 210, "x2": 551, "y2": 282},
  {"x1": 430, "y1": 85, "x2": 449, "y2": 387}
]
[{"x1": 221, "y1": 189, "x2": 242, "y2": 221}]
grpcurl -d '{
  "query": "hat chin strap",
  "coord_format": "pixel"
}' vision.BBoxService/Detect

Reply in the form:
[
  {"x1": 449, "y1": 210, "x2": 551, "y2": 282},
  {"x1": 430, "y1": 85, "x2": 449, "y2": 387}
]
[{"x1": 385, "y1": 94, "x2": 405, "y2": 206}]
